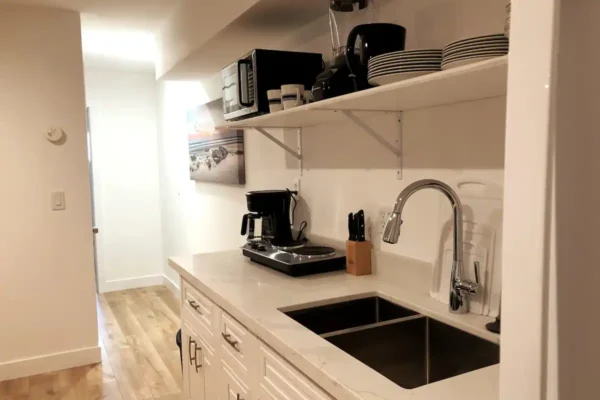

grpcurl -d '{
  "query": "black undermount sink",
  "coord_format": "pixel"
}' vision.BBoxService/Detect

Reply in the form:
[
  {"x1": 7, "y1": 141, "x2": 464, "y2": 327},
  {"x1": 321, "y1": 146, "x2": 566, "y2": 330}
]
[{"x1": 284, "y1": 296, "x2": 500, "y2": 389}]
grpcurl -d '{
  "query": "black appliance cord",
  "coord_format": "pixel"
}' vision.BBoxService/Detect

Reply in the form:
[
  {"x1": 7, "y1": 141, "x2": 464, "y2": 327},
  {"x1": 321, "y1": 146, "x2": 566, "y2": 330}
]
[
  {"x1": 287, "y1": 189, "x2": 298, "y2": 225},
  {"x1": 296, "y1": 221, "x2": 308, "y2": 241},
  {"x1": 287, "y1": 189, "x2": 307, "y2": 241}
]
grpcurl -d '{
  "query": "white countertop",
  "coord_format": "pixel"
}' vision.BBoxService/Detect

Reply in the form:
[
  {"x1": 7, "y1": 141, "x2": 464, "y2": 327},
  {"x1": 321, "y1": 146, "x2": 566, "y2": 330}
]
[{"x1": 169, "y1": 247, "x2": 500, "y2": 400}]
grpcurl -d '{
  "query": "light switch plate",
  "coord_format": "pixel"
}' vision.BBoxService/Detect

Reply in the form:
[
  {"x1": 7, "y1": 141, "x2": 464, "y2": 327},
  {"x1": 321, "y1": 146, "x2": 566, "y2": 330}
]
[{"x1": 51, "y1": 191, "x2": 65, "y2": 211}]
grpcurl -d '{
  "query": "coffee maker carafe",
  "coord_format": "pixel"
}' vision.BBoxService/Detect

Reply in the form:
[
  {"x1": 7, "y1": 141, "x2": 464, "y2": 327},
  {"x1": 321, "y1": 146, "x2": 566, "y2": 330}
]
[{"x1": 241, "y1": 190, "x2": 298, "y2": 247}]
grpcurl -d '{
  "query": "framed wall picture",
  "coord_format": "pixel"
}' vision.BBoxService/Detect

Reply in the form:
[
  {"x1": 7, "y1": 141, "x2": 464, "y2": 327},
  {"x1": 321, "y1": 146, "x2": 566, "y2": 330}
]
[{"x1": 186, "y1": 98, "x2": 246, "y2": 185}]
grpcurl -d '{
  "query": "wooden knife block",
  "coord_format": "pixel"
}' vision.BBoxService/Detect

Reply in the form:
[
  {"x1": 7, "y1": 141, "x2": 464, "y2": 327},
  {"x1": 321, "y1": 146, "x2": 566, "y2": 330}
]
[{"x1": 345, "y1": 240, "x2": 372, "y2": 276}]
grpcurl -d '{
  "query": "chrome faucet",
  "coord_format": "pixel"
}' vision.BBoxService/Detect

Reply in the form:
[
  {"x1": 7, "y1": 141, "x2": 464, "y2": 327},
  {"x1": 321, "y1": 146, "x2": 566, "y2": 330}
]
[{"x1": 383, "y1": 179, "x2": 479, "y2": 314}]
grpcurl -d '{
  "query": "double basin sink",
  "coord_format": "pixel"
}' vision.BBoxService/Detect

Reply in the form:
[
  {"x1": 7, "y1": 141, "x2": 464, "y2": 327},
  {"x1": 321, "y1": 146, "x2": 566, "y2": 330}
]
[{"x1": 283, "y1": 296, "x2": 499, "y2": 389}]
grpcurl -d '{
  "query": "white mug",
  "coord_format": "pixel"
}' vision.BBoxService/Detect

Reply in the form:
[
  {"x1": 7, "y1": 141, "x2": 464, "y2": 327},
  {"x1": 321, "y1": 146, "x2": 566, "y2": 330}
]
[
  {"x1": 281, "y1": 84, "x2": 305, "y2": 110},
  {"x1": 267, "y1": 89, "x2": 282, "y2": 113}
]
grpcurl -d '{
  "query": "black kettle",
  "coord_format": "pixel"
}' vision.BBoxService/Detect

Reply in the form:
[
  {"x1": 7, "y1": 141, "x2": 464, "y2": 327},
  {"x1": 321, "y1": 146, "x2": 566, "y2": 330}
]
[{"x1": 346, "y1": 23, "x2": 407, "y2": 90}]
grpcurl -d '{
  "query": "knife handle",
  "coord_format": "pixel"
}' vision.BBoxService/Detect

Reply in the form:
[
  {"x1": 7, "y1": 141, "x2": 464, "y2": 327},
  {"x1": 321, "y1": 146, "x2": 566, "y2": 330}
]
[{"x1": 357, "y1": 210, "x2": 366, "y2": 241}]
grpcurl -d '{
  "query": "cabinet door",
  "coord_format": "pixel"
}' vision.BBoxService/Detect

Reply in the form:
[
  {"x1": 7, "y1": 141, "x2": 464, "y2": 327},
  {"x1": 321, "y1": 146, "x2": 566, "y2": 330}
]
[
  {"x1": 182, "y1": 322, "x2": 194, "y2": 400},
  {"x1": 222, "y1": 360, "x2": 250, "y2": 400},
  {"x1": 258, "y1": 345, "x2": 333, "y2": 400},
  {"x1": 197, "y1": 335, "x2": 219, "y2": 400},
  {"x1": 183, "y1": 321, "x2": 207, "y2": 400},
  {"x1": 256, "y1": 386, "x2": 276, "y2": 400}
]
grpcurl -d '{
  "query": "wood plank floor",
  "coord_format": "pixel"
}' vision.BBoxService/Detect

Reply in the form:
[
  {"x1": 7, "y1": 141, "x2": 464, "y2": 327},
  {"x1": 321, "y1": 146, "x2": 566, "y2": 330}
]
[{"x1": 0, "y1": 286, "x2": 182, "y2": 400}]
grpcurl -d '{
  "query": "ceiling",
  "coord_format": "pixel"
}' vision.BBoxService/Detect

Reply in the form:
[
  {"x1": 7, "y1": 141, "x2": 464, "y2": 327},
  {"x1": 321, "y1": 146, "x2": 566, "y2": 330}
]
[
  {"x1": 0, "y1": 0, "x2": 181, "y2": 31},
  {"x1": 159, "y1": 0, "x2": 329, "y2": 79},
  {"x1": 0, "y1": 0, "x2": 185, "y2": 66},
  {"x1": 1, "y1": 0, "x2": 335, "y2": 73}
]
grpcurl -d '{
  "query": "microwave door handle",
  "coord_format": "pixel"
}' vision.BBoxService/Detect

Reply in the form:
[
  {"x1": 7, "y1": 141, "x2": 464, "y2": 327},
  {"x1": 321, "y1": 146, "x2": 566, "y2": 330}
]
[{"x1": 237, "y1": 60, "x2": 253, "y2": 107}]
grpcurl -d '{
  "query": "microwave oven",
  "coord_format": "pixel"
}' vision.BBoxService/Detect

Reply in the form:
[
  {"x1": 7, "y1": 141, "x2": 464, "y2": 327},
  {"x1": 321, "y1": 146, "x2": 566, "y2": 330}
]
[{"x1": 222, "y1": 49, "x2": 323, "y2": 121}]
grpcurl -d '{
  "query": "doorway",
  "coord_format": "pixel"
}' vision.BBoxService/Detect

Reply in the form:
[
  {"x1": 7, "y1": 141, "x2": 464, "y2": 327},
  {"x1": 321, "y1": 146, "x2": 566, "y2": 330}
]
[{"x1": 86, "y1": 106, "x2": 100, "y2": 292}]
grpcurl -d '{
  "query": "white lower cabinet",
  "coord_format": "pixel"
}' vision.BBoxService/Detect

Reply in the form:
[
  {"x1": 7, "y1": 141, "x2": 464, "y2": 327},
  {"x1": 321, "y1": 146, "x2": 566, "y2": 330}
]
[
  {"x1": 202, "y1": 339, "x2": 219, "y2": 400},
  {"x1": 258, "y1": 345, "x2": 332, "y2": 400},
  {"x1": 182, "y1": 321, "x2": 205, "y2": 400},
  {"x1": 181, "y1": 279, "x2": 333, "y2": 400},
  {"x1": 222, "y1": 360, "x2": 251, "y2": 400},
  {"x1": 183, "y1": 320, "x2": 218, "y2": 400},
  {"x1": 257, "y1": 386, "x2": 277, "y2": 400}
]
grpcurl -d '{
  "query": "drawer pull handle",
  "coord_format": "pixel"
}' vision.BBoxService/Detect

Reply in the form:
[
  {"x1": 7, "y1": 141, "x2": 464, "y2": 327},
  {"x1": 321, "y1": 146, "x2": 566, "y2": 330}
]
[
  {"x1": 194, "y1": 345, "x2": 203, "y2": 372},
  {"x1": 188, "y1": 337, "x2": 197, "y2": 366},
  {"x1": 188, "y1": 300, "x2": 203, "y2": 314},
  {"x1": 222, "y1": 333, "x2": 240, "y2": 352}
]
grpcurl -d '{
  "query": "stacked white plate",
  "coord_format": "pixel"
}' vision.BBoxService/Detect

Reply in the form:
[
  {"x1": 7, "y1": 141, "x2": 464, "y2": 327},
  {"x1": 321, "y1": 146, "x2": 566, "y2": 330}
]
[
  {"x1": 441, "y1": 34, "x2": 509, "y2": 70},
  {"x1": 367, "y1": 49, "x2": 442, "y2": 86}
]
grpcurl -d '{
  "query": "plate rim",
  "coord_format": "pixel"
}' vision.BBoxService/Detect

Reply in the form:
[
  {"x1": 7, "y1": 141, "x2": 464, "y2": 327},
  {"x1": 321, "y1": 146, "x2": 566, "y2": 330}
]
[
  {"x1": 369, "y1": 65, "x2": 442, "y2": 74},
  {"x1": 443, "y1": 43, "x2": 509, "y2": 55},
  {"x1": 369, "y1": 56, "x2": 443, "y2": 65},
  {"x1": 444, "y1": 40, "x2": 508, "y2": 53},
  {"x1": 368, "y1": 68, "x2": 441, "y2": 78},
  {"x1": 443, "y1": 48, "x2": 509, "y2": 58},
  {"x1": 368, "y1": 70, "x2": 436, "y2": 86},
  {"x1": 371, "y1": 51, "x2": 442, "y2": 61},
  {"x1": 441, "y1": 55, "x2": 499, "y2": 70},
  {"x1": 442, "y1": 50, "x2": 508, "y2": 64},
  {"x1": 369, "y1": 60, "x2": 442, "y2": 69},
  {"x1": 443, "y1": 33, "x2": 508, "y2": 49},
  {"x1": 444, "y1": 40, "x2": 509, "y2": 53}
]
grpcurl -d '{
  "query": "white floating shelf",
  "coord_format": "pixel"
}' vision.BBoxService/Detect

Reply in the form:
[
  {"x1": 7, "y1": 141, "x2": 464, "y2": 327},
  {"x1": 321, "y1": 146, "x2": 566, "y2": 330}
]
[{"x1": 220, "y1": 56, "x2": 508, "y2": 130}]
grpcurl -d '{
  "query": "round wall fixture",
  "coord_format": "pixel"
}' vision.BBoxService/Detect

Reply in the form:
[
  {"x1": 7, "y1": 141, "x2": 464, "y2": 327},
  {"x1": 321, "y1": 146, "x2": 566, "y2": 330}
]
[{"x1": 46, "y1": 127, "x2": 65, "y2": 143}]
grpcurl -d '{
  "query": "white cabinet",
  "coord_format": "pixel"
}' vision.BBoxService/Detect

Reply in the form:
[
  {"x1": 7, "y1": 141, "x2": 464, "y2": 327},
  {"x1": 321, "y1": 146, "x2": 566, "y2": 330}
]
[
  {"x1": 182, "y1": 321, "x2": 205, "y2": 400},
  {"x1": 199, "y1": 335, "x2": 219, "y2": 400},
  {"x1": 180, "y1": 278, "x2": 332, "y2": 400},
  {"x1": 182, "y1": 319, "x2": 219, "y2": 400},
  {"x1": 182, "y1": 279, "x2": 219, "y2": 347},
  {"x1": 222, "y1": 359, "x2": 251, "y2": 400},
  {"x1": 256, "y1": 386, "x2": 277, "y2": 400},
  {"x1": 258, "y1": 344, "x2": 332, "y2": 400}
]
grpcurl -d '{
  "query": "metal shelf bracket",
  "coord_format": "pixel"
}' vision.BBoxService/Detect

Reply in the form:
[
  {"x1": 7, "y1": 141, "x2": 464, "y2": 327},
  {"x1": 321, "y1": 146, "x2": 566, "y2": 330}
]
[
  {"x1": 254, "y1": 127, "x2": 303, "y2": 160},
  {"x1": 341, "y1": 110, "x2": 401, "y2": 157},
  {"x1": 340, "y1": 110, "x2": 403, "y2": 179}
]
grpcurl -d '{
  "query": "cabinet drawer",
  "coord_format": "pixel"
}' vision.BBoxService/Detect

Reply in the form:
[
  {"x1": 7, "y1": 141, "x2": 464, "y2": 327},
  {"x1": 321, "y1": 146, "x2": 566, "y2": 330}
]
[
  {"x1": 220, "y1": 312, "x2": 254, "y2": 377},
  {"x1": 259, "y1": 344, "x2": 332, "y2": 400},
  {"x1": 182, "y1": 307, "x2": 218, "y2": 352},
  {"x1": 182, "y1": 279, "x2": 216, "y2": 335},
  {"x1": 222, "y1": 358, "x2": 250, "y2": 400}
]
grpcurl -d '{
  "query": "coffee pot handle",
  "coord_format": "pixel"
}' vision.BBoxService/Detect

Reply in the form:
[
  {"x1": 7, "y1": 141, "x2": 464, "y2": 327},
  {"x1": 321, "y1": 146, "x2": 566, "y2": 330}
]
[
  {"x1": 241, "y1": 214, "x2": 249, "y2": 236},
  {"x1": 346, "y1": 25, "x2": 364, "y2": 77}
]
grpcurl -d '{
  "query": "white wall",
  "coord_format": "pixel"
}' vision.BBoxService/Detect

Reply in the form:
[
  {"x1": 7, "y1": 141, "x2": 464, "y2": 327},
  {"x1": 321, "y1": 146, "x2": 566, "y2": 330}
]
[
  {"x1": 0, "y1": 6, "x2": 100, "y2": 380},
  {"x1": 158, "y1": 0, "x2": 507, "y2": 308},
  {"x1": 158, "y1": 82, "x2": 298, "y2": 286},
  {"x1": 500, "y1": 1, "x2": 559, "y2": 398},
  {"x1": 84, "y1": 63, "x2": 164, "y2": 292},
  {"x1": 501, "y1": 0, "x2": 600, "y2": 398},
  {"x1": 551, "y1": 2, "x2": 600, "y2": 397}
]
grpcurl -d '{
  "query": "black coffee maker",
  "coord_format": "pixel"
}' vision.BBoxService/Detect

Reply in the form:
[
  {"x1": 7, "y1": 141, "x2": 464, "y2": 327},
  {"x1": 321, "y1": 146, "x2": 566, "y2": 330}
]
[{"x1": 241, "y1": 190, "x2": 299, "y2": 247}]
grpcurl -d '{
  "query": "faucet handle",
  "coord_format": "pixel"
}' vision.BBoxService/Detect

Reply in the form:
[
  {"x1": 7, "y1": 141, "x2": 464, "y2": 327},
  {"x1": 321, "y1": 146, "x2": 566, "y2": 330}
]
[
  {"x1": 456, "y1": 280, "x2": 478, "y2": 296},
  {"x1": 456, "y1": 261, "x2": 480, "y2": 296}
]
